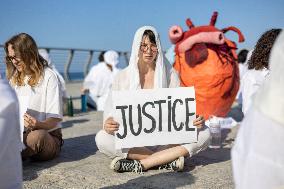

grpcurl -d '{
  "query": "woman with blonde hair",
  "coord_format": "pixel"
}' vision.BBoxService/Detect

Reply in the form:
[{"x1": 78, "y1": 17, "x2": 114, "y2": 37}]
[{"x1": 4, "y1": 33, "x2": 63, "y2": 161}]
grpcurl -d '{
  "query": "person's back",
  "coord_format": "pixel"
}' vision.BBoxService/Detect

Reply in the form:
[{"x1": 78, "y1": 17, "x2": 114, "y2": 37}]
[
  {"x1": 85, "y1": 63, "x2": 113, "y2": 96},
  {"x1": 241, "y1": 29, "x2": 282, "y2": 115},
  {"x1": 241, "y1": 68, "x2": 269, "y2": 114},
  {"x1": 0, "y1": 77, "x2": 22, "y2": 189},
  {"x1": 83, "y1": 51, "x2": 114, "y2": 111},
  {"x1": 39, "y1": 49, "x2": 67, "y2": 98},
  {"x1": 232, "y1": 30, "x2": 284, "y2": 189}
]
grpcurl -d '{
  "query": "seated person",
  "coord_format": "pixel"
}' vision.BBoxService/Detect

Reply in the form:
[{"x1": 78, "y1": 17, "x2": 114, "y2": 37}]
[
  {"x1": 0, "y1": 75, "x2": 22, "y2": 189},
  {"x1": 82, "y1": 50, "x2": 119, "y2": 111},
  {"x1": 4, "y1": 33, "x2": 63, "y2": 161},
  {"x1": 95, "y1": 26, "x2": 211, "y2": 173}
]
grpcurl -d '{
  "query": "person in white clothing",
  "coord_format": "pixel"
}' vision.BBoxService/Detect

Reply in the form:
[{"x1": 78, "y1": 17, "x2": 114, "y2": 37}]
[
  {"x1": 95, "y1": 26, "x2": 211, "y2": 173},
  {"x1": 0, "y1": 76, "x2": 22, "y2": 189},
  {"x1": 165, "y1": 45, "x2": 175, "y2": 65},
  {"x1": 4, "y1": 33, "x2": 63, "y2": 161},
  {"x1": 237, "y1": 49, "x2": 249, "y2": 80},
  {"x1": 82, "y1": 50, "x2": 119, "y2": 111},
  {"x1": 104, "y1": 50, "x2": 120, "y2": 77},
  {"x1": 241, "y1": 29, "x2": 282, "y2": 115},
  {"x1": 232, "y1": 30, "x2": 284, "y2": 189},
  {"x1": 236, "y1": 49, "x2": 253, "y2": 106},
  {"x1": 38, "y1": 49, "x2": 67, "y2": 98}
]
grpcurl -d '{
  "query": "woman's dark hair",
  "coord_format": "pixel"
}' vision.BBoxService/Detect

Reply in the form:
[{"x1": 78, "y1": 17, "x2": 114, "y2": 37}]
[
  {"x1": 142, "y1": 30, "x2": 156, "y2": 44},
  {"x1": 98, "y1": 51, "x2": 106, "y2": 62},
  {"x1": 248, "y1": 29, "x2": 282, "y2": 70},
  {"x1": 237, "y1": 49, "x2": 249, "y2": 64}
]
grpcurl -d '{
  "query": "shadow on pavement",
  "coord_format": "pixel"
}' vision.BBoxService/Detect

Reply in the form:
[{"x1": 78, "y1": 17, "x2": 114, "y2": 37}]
[
  {"x1": 185, "y1": 147, "x2": 231, "y2": 171},
  {"x1": 61, "y1": 118, "x2": 89, "y2": 128},
  {"x1": 23, "y1": 134, "x2": 98, "y2": 181},
  {"x1": 185, "y1": 130, "x2": 233, "y2": 172},
  {"x1": 101, "y1": 172, "x2": 195, "y2": 189}
]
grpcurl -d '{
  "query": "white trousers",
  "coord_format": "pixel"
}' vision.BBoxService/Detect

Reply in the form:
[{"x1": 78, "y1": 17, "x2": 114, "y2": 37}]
[{"x1": 95, "y1": 127, "x2": 211, "y2": 159}]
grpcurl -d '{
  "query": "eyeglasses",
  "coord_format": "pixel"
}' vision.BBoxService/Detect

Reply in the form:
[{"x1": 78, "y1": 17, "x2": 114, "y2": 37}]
[
  {"x1": 7, "y1": 55, "x2": 21, "y2": 62},
  {"x1": 140, "y1": 43, "x2": 158, "y2": 52}
]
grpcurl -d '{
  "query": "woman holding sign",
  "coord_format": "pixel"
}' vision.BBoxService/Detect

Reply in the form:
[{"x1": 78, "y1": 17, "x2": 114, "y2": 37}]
[
  {"x1": 4, "y1": 33, "x2": 63, "y2": 161},
  {"x1": 95, "y1": 26, "x2": 211, "y2": 173}
]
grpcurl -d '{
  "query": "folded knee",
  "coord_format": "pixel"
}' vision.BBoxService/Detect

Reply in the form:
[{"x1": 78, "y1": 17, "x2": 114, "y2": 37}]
[
  {"x1": 198, "y1": 128, "x2": 211, "y2": 148},
  {"x1": 26, "y1": 130, "x2": 48, "y2": 146},
  {"x1": 95, "y1": 130, "x2": 109, "y2": 150}
]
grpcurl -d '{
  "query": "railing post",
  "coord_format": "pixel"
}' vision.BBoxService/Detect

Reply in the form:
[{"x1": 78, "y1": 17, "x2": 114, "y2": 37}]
[
  {"x1": 84, "y1": 50, "x2": 94, "y2": 77},
  {"x1": 64, "y1": 49, "x2": 74, "y2": 82},
  {"x1": 123, "y1": 52, "x2": 129, "y2": 65}
]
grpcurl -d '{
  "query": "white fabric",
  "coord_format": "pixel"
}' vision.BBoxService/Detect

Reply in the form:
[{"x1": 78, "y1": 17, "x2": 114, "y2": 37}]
[
  {"x1": 96, "y1": 127, "x2": 210, "y2": 159},
  {"x1": 254, "y1": 32, "x2": 284, "y2": 125},
  {"x1": 165, "y1": 45, "x2": 175, "y2": 65},
  {"x1": 104, "y1": 50, "x2": 121, "y2": 77},
  {"x1": 83, "y1": 62, "x2": 113, "y2": 111},
  {"x1": 39, "y1": 49, "x2": 67, "y2": 98},
  {"x1": 96, "y1": 26, "x2": 210, "y2": 158},
  {"x1": 232, "y1": 108, "x2": 284, "y2": 189},
  {"x1": 236, "y1": 49, "x2": 252, "y2": 105},
  {"x1": 13, "y1": 67, "x2": 63, "y2": 132},
  {"x1": 232, "y1": 31, "x2": 284, "y2": 189},
  {"x1": 241, "y1": 68, "x2": 269, "y2": 115},
  {"x1": 103, "y1": 26, "x2": 179, "y2": 122},
  {"x1": 104, "y1": 50, "x2": 119, "y2": 67},
  {"x1": 128, "y1": 26, "x2": 173, "y2": 90},
  {"x1": 0, "y1": 79, "x2": 22, "y2": 189}
]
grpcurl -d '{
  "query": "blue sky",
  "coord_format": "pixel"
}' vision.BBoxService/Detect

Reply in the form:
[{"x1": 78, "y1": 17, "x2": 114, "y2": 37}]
[{"x1": 0, "y1": 0, "x2": 284, "y2": 52}]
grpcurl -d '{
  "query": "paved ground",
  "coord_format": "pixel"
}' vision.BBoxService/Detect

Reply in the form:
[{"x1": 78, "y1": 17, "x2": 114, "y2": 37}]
[{"x1": 23, "y1": 82, "x2": 239, "y2": 189}]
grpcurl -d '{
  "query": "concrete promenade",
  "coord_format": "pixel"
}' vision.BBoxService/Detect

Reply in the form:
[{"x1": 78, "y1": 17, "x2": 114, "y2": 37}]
[{"x1": 23, "y1": 82, "x2": 238, "y2": 189}]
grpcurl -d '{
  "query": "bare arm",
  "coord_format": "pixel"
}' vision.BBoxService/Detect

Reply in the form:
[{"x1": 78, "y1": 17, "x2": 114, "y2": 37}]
[
  {"x1": 24, "y1": 113, "x2": 61, "y2": 131},
  {"x1": 103, "y1": 117, "x2": 119, "y2": 135},
  {"x1": 193, "y1": 115, "x2": 205, "y2": 129}
]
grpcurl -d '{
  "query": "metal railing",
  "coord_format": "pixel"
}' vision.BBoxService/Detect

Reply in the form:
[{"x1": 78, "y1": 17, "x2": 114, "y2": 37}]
[{"x1": 0, "y1": 45, "x2": 130, "y2": 82}]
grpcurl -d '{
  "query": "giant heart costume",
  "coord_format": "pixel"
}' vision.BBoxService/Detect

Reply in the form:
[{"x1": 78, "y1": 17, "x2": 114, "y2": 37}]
[{"x1": 169, "y1": 12, "x2": 245, "y2": 119}]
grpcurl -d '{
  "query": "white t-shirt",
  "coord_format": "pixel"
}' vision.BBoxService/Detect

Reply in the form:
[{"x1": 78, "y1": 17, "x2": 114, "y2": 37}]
[
  {"x1": 13, "y1": 67, "x2": 63, "y2": 132},
  {"x1": 84, "y1": 62, "x2": 113, "y2": 111},
  {"x1": 241, "y1": 68, "x2": 269, "y2": 115},
  {"x1": 0, "y1": 79, "x2": 22, "y2": 189}
]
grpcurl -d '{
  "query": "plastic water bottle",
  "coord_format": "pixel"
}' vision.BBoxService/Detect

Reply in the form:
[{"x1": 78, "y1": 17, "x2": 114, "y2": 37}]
[
  {"x1": 67, "y1": 96, "x2": 74, "y2": 117},
  {"x1": 209, "y1": 116, "x2": 221, "y2": 148},
  {"x1": 81, "y1": 94, "x2": 87, "y2": 112}
]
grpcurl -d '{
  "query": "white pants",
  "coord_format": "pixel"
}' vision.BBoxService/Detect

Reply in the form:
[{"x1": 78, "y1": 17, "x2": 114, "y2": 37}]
[{"x1": 95, "y1": 127, "x2": 211, "y2": 159}]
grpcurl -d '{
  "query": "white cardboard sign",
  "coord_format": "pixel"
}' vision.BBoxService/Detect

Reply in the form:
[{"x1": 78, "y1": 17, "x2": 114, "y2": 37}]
[{"x1": 112, "y1": 87, "x2": 197, "y2": 149}]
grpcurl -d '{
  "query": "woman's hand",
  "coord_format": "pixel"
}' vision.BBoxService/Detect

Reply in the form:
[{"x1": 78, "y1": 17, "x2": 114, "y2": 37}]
[
  {"x1": 81, "y1": 88, "x2": 89, "y2": 94},
  {"x1": 24, "y1": 113, "x2": 39, "y2": 130},
  {"x1": 104, "y1": 117, "x2": 119, "y2": 135},
  {"x1": 193, "y1": 115, "x2": 205, "y2": 129}
]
